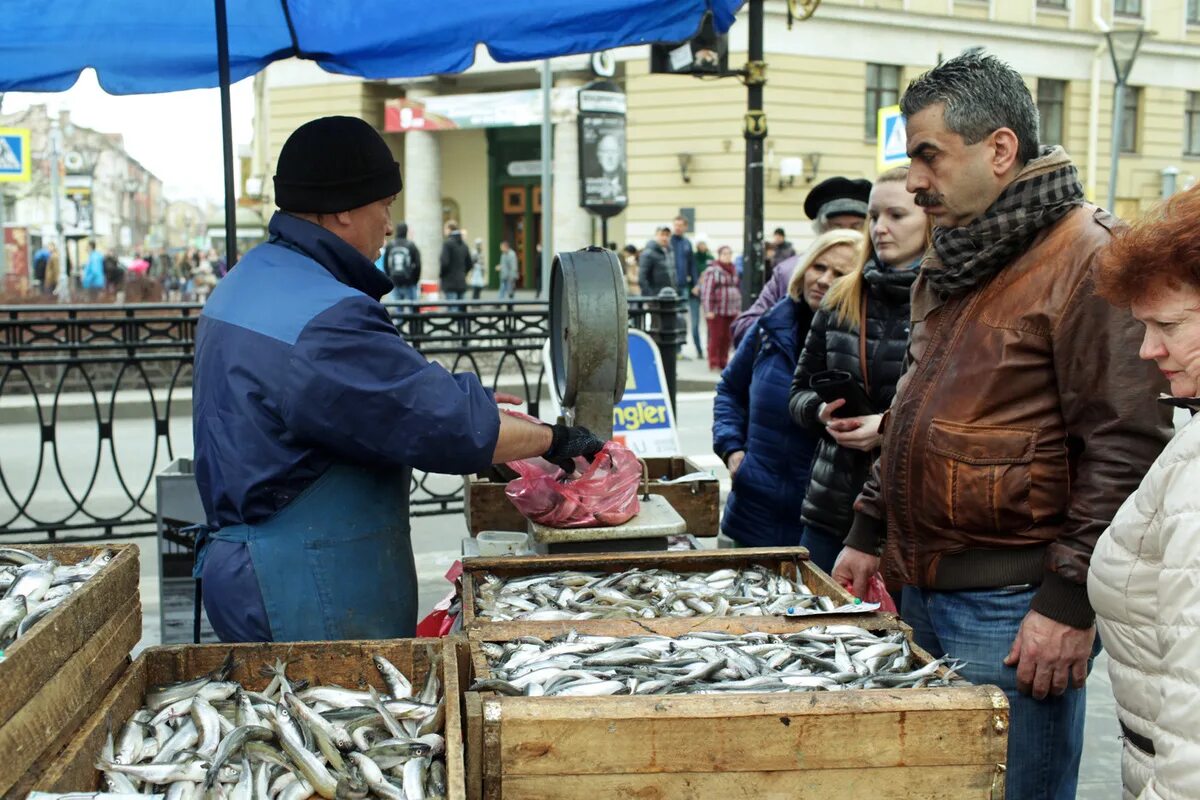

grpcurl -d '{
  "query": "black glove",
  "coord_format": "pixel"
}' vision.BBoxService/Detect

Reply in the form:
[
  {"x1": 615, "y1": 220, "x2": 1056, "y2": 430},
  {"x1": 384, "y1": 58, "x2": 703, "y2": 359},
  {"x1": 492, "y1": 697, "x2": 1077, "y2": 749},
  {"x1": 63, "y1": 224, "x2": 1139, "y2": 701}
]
[{"x1": 543, "y1": 424, "x2": 605, "y2": 474}]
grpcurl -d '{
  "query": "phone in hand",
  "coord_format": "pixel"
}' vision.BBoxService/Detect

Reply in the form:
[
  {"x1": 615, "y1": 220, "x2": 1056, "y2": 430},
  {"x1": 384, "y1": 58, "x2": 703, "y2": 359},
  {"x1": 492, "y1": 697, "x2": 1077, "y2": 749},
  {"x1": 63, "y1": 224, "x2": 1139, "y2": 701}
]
[{"x1": 809, "y1": 369, "x2": 874, "y2": 418}]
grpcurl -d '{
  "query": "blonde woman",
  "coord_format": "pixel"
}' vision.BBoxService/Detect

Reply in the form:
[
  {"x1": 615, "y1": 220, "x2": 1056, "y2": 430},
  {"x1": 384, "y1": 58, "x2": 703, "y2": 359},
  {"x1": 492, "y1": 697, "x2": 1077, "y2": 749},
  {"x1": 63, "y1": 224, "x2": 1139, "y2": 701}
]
[
  {"x1": 712, "y1": 230, "x2": 860, "y2": 547},
  {"x1": 788, "y1": 166, "x2": 928, "y2": 571}
]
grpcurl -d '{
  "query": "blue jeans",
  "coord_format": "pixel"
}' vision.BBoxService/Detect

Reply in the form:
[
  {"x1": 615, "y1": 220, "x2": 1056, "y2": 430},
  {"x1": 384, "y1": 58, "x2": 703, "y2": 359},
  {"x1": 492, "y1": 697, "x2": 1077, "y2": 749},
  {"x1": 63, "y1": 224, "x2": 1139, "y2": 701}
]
[
  {"x1": 444, "y1": 290, "x2": 465, "y2": 300},
  {"x1": 901, "y1": 585, "x2": 1094, "y2": 800},
  {"x1": 798, "y1": 525, "x2": 843, "y2": 575},
  {"x1": 687, "y1": 294, "x2": 704, "y2": 357},
  {"x1": 389, "y1": 284, "x2": 418, "y2": 303},
  {"x1": 499, "y1": 279, "x2": 516, "y2": 299}
]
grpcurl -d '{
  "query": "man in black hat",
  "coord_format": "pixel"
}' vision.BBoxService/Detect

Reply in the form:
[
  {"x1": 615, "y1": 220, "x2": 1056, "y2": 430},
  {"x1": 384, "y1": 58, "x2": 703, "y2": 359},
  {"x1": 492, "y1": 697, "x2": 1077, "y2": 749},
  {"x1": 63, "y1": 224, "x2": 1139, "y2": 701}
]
[
  {"x1": 731, "y1": 176, "x2": 872, "y2": 345},
  {"x1": 190, "y1": 116, "x2": 603, "y2": 643}
]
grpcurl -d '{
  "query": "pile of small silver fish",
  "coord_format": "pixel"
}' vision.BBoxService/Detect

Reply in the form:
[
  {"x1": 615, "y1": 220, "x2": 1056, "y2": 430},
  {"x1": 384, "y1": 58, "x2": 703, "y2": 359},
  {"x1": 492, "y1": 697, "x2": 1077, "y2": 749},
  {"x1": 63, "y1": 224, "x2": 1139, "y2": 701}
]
[
  {"x1": 0, "y1": 547, "x2": 115, "y2": 651},
  {"x1": 471, "y1": 626, "x2": 965, "y2": 697},
  {"x1": 38, "y1": 651, "x2": 449, "y2": 800},
  {"x1": 475, "y1": 566, "x2": 845, "y2": 621}
]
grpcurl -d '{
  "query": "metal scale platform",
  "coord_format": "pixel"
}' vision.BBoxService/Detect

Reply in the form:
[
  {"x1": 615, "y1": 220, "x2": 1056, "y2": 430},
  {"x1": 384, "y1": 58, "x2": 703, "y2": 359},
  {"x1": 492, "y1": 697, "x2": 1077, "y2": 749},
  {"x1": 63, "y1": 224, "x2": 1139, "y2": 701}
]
[{"x1": 466, "y1": 247, "x2": 688, "y2": 557}]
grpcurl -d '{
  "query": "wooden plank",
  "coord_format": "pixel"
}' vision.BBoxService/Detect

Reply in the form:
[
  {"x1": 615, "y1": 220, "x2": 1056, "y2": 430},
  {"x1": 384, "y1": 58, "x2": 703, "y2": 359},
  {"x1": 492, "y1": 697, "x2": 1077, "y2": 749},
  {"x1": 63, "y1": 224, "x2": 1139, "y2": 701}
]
[
  {"x1": 482, "y1": 697, "x2": 504, "y2": 800},
  {"x1": 466, "y1": 614, "x2": 907, "y2": 641},
  {"x1": 0, "y1": 594, "x2": 140, "y2": 797},
  {"x1": 464, "y1": 691, "x2": 485, "y2": 800},
  {"x1": 492, "y1": 700, "x2": 1007, "y2": 775},
  {"x1": 441, "y1": 637, "x2": 467, "y2": 800},
  {"x1": 31, "y1": 639, "x2": 463, "y2": 798},
  {"x1": 0, "y1": 544, "x2": 140, "y2": 726},
  {"x1": 496, "y1": 765, "x2": 1004, "y2": 799}
]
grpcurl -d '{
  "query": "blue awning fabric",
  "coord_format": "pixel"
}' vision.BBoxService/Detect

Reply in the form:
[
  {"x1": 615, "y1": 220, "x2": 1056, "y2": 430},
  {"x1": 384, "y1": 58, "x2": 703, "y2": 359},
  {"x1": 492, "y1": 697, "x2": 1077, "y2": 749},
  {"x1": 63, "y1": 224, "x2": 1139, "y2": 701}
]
[{"x1": 0, "y1": 0, "x2": 744, "y2": 94}]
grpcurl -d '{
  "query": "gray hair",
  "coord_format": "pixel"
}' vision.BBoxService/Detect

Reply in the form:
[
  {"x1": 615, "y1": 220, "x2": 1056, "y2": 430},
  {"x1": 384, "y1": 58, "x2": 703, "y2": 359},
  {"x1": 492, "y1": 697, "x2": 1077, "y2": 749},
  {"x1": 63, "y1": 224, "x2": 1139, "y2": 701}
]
[{"x1": 900, "y1": 53, "x2": 1040, "y2": 165}]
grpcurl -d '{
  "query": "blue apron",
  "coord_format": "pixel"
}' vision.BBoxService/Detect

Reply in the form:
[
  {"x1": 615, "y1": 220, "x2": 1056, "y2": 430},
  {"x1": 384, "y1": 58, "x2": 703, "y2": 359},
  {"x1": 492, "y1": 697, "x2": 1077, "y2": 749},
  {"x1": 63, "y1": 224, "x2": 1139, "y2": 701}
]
[{"x1": 194, "y1": 463, "x2": 416, "y2": 642}]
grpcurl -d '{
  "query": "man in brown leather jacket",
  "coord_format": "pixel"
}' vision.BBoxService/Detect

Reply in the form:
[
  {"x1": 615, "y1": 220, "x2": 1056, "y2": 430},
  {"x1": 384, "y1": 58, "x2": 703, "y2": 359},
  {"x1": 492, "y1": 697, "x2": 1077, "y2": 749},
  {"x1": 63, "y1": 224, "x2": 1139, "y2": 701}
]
[{"x1": 832, "y1": 54, "x2": 1172, "y2": 800}]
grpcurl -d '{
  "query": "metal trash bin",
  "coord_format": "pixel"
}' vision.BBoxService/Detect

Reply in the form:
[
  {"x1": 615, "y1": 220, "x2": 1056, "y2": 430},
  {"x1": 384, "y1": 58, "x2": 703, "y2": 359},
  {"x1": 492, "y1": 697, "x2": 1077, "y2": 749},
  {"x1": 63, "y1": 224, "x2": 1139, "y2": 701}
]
[{"x1": 154, "y1": 458, "x2": 217, "y2": 643}]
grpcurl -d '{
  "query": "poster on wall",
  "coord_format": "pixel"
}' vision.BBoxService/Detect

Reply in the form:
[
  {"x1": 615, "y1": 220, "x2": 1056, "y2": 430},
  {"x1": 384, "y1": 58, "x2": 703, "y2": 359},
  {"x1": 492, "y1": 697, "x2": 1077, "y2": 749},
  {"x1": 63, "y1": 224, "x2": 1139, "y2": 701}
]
[{"x1": 577, "y1": 80, "x2": 628, "y2": 219}]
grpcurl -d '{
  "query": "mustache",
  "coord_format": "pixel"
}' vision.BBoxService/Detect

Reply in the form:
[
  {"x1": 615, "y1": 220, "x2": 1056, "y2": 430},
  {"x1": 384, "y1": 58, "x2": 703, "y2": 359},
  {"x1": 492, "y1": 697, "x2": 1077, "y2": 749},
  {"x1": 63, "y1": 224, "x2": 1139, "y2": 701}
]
[{"x1": 914, "y1": 191, "x2": 944, "y2": 208}]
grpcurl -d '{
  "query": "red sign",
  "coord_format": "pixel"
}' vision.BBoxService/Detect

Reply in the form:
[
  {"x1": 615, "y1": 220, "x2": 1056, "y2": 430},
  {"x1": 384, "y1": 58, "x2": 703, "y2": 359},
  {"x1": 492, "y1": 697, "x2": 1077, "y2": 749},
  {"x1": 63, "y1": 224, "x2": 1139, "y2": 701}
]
[{"x1": 4, "y1": 226, "x2": 29, "y2": 278}]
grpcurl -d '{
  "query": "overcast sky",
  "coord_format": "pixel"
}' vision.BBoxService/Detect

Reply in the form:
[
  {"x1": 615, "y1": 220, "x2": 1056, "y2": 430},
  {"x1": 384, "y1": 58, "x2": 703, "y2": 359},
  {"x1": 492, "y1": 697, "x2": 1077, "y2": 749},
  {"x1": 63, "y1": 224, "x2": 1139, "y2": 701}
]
[{"x1": 2, "y1": 69, "x2": 256, "y2": 205}]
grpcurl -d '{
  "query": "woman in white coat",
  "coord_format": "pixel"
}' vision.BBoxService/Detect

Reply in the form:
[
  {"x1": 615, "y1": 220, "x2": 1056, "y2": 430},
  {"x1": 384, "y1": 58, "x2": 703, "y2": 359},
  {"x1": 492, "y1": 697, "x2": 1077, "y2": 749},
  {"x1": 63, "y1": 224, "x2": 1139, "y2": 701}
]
[{"x1": 1089, "y1": 185, "x2": 1200, "y2": 800}]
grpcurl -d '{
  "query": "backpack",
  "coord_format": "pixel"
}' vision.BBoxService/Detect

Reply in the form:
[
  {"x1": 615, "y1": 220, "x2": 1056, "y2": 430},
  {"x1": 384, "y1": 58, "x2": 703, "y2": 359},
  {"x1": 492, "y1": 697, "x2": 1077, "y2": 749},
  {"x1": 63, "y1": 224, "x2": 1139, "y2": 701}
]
[{"x1": 386, "y1": 242, "x2": 416, "y2": 287}]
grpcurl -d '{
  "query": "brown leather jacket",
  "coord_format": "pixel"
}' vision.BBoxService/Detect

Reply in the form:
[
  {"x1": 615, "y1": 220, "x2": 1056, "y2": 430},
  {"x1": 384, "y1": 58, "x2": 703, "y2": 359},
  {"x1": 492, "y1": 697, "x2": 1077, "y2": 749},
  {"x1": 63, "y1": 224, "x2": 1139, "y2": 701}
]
[{"x1": 846, "y1": 204, "x2": 1173, "y2": 628}]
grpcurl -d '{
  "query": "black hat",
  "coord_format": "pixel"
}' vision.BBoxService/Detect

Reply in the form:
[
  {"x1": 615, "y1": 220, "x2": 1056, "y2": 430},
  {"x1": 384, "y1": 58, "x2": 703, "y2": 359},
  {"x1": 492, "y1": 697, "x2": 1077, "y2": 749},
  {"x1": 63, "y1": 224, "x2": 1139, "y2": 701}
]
[
  {"x1": 274, "y1": 116, "x2": 402, "y2": 213},
  {"x1": 803, "y1": 176, "x2": 872, "y2": 221}
]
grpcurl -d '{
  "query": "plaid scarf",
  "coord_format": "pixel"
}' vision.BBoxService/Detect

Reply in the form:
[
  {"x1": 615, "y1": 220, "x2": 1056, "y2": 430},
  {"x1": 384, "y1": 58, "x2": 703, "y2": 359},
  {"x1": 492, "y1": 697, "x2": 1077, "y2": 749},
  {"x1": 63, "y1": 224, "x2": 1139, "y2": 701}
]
[{"x1": 924, "y1": 146, "x2": 1085, "y2": 298}]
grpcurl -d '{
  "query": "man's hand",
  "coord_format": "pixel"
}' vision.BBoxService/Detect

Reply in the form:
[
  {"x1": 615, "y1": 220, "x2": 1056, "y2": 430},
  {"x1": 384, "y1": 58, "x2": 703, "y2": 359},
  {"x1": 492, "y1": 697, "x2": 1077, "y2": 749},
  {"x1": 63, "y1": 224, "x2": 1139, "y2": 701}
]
[
  {"x1": 544, "y1": 424, "x2": 605, "y2": 473},
  {"x1": 1003, "y1": 610, "x2": 1096, "y2": 700},
  {"x1": 494, "y1": 392, "x2": 523, "y2": 406},
  {"x1": 726, "y1": 450, "x2": 745, "y2": 479},
  {"x1": 828, "y1": 414, "x2": 883, "y2": 451},
  {"x1": 831, "y1": 546, "x2": 880, "y2": 599}
]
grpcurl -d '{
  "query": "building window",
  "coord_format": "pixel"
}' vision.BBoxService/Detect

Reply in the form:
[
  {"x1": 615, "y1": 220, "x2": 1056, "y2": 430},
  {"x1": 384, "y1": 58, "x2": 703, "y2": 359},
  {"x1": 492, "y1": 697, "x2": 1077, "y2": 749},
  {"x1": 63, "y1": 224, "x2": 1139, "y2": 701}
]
[
  {"x1": 1120, "y1": 86, "x2": 1141, "y2": 153},
  {"x1": 1113, "y1": 0, "x2": 1141, "y2": 16},
  {"x1": 1187, "y1": 92, "x2": 1200, "y2": 157},
  {"x1": 1037, "y1": 79, "x2": 1067, "y2": 146},
  {"x1": 1190, "y1": 0, "x2": 1200, "y2": 24},
  {"x1": 1038, "y1": 0, "x2": 1068, "y2": 8},
  {"x1": 865, "y1": 63, "x2": 901, "y2": 141}
]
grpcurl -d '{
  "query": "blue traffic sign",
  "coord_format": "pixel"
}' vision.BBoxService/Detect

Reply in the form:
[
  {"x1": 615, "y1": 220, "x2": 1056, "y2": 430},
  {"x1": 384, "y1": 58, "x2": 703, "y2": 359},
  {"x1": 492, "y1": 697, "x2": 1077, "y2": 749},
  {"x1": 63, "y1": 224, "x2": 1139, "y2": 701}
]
[
  {"x1": 876, "y1": 106, "x2": 908, "y2": 172},
  {"x1": 0, "y1": 128, "x2": 31, "y2": 183}
]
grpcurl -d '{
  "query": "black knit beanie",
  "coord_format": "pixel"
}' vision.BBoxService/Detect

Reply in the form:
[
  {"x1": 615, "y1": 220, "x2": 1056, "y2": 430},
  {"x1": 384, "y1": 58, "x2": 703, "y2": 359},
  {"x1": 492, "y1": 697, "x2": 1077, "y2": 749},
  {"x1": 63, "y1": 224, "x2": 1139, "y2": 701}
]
[{"x1": 274, "y1": 116, "x2": 402, "y2": 213}]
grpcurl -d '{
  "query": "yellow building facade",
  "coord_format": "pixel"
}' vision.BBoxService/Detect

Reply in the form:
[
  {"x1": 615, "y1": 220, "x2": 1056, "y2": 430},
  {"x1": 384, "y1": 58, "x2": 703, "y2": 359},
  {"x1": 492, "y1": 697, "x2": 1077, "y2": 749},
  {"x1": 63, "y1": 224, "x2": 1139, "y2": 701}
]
[{"x1": 249, "y1": 0, "x2": 1200, "y2": 284}]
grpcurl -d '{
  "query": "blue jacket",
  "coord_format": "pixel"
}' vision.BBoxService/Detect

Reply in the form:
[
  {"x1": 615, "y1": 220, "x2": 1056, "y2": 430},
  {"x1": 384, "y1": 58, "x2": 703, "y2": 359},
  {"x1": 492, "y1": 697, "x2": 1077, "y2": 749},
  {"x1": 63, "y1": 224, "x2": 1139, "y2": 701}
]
[
  {"x1": 670, "y1": 233, "x2": 694, "y2": 290},
  {"x1": 82, "y1": 250, "x2": 106, "y2": 289},
  {"x1": 193, "y1": 212, "x2": 500, "y2": 529},
  {"x1": 712, "y1": 297, "x2": 817, "y2": 547}
]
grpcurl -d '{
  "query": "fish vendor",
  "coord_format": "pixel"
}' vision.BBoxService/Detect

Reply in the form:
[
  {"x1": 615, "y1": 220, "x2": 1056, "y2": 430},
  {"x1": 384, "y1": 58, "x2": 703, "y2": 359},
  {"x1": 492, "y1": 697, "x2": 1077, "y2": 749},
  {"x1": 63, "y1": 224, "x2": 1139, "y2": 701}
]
[{"x1": 191, "y1": 116, "x2": 603, "y2": 643}]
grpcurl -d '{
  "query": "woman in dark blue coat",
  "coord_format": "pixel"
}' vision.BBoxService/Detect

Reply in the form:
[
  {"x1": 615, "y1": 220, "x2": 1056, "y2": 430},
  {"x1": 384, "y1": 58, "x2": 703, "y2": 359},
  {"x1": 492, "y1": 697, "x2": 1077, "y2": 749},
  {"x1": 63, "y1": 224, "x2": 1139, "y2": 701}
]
[{"x1": 712, "y1": 231, "x2": 862, "y2": 547}]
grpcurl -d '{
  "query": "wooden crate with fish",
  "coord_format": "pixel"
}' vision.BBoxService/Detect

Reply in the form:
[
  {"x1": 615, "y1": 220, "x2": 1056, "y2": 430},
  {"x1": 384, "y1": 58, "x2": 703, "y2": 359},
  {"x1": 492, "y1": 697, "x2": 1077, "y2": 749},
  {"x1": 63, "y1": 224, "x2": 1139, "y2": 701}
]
[
  {"x1": 454, "y1": 620, "x2": 1009, "y2": 800},
  {"x1": 461, "y1": 547, "x2": 873, "y2": 638},
  {"x1": 463, "y1": 455, "x2": 720, "y2": 537},
  {"x1": 0, "y1": 543, "x2": 141, "y2": 799},
  {"x1": 30, "y1": 637, "x2": 466, "y2": 800}
]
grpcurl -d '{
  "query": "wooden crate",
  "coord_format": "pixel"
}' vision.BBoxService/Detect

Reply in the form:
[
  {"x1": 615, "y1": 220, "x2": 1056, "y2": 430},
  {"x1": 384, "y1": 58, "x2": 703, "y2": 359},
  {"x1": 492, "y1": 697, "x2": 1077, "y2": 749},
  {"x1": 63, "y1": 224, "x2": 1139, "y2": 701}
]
[
  {"x1": 463, "y1": 455, "x2": 720, "y2": 537},
  {"x1": 0, "y1": 543, "x2": 141, "y2": 799},
  {"x1": 31, "y1": 637, "x2": 467, "y2": 800},
  {"x1": 456, "y1": 620, "x2": 1009, "y2": 800},
  {"x1": 461, "y1": 547, "x2": 871, "y2": 638}
]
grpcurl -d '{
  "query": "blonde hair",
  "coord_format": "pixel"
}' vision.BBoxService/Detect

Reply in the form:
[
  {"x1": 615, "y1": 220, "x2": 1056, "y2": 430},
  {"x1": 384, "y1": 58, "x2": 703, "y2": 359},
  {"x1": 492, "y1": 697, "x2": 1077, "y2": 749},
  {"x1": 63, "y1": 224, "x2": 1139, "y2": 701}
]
[
  {"x1": 787, "y1": 229, "x2": 865, "y2": 302},
  {"x1": 824, "y1": 166, "x2": 929, "y2": 330}
]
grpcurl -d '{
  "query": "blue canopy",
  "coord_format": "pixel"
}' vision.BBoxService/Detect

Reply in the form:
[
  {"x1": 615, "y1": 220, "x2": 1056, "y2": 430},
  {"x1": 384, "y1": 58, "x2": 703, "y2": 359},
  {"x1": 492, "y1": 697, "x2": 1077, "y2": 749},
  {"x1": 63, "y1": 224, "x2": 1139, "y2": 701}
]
[{"x1": 0, "y1": 0, "x2": 743, "y2": 93}]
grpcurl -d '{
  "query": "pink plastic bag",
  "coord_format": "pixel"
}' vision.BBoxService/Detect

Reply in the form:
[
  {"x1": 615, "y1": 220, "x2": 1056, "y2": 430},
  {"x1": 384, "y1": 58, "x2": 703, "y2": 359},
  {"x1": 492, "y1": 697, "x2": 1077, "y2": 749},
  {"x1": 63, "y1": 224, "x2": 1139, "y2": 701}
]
[
  {"x1": 504, "y1": 441, "x2": 642, "y2": 529},
  {"x1": 838, "y1": 572, "x2": 899, "y2": 613}
]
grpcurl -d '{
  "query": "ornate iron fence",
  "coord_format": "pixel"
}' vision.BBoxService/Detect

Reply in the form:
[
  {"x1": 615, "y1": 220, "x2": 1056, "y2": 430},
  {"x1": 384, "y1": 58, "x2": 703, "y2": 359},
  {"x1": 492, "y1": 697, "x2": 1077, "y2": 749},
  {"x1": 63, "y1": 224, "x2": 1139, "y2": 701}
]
[{"x1": 0, "y1": 296, "x2": 683, "y2": 542}]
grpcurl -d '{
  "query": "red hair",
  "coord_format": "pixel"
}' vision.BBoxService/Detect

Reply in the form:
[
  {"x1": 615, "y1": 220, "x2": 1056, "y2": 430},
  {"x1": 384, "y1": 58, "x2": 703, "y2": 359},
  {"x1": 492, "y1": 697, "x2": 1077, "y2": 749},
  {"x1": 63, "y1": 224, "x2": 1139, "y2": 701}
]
[{"x1": 1097, "y1": 186, "x2": 1200, "y2": 307}]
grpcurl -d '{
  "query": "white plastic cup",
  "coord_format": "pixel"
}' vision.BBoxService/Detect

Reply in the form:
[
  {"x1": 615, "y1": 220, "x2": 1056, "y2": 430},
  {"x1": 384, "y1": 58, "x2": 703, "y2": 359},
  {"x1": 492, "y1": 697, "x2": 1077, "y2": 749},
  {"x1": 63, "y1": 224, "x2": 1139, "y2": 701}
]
[{"x1": 476, "y1": 530, "x2": 531, "y2": 557}]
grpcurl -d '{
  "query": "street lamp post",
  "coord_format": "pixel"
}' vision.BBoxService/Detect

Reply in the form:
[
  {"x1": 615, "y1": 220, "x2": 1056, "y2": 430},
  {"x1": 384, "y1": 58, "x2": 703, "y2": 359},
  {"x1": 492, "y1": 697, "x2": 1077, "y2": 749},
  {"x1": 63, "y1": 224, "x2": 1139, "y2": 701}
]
[
  {"x1": 1105, "y1": 27, "x2": 1146, "y2": 213},
  {"x1": 49, "y1": 120, "x2": 70, "y2": 301}
]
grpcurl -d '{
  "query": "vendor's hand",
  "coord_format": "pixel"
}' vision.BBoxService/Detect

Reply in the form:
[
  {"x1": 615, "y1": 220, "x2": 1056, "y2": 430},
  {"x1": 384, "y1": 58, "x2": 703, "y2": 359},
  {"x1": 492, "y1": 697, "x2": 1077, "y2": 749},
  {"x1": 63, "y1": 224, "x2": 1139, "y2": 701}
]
[
  {"x1": 831, "y1": 546, "x2": 879, "y2": 600},
  {"x1": 705, "y1": 312, "x2": 716, "y2": 320},
  {"x1": 817, "y1": 398, "x2": 845, "y2": 426},
  {"x1": 1004, "y1": 610, "x2": 1096, "y2": 700},
  {"x1": 691, "y1": 286, "x2": 701, "y2": 297},
  {"x1": 544, "y1": 424, "x2": 605, "y2": 474},
  {"x1": 726, "y1": 450, "x2": 745, "y2": 478},
  {"x1": 494, "y1": 392, "x2": 524, "y2": 406},
  {"x1": 828, "y1": 414, "x2": 883, "y2": 451}
]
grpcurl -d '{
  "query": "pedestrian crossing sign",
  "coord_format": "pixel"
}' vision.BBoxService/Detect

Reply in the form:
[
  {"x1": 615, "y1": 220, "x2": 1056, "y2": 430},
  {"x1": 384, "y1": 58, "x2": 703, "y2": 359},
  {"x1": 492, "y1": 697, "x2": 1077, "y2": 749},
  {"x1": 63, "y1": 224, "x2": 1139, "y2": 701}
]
[
  {"x1": 0, "y1": 128, "x2": 31, "y2": 183},
  {"x1": 876, "y1": 106, "x2": 909, "y2": 173}
]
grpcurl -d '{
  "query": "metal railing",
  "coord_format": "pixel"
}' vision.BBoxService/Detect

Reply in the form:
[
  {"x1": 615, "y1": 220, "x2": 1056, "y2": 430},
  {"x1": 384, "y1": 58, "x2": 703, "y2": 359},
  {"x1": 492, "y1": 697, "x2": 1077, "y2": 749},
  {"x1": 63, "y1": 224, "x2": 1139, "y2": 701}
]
[{"x1": 0, "y1": 295, "x2": 684, "y2": 541}]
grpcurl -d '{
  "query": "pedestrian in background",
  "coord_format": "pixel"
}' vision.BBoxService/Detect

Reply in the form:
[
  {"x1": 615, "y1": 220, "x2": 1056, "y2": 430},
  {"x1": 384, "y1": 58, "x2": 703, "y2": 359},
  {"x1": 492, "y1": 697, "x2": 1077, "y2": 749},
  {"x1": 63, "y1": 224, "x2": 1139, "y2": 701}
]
[
  {"x1": 469, "y1": 237, "x2": 487, "y2": 300},
  {"x1": 439, "y1": 220, "x2": 471, "y2": 300},
  {"x1": 731, "y1": 176, "x2": 871, "y2": 346},
  {"x1": 496, "y1": 240, "x2": 519, "y2": 299},
  {"x1": 711, "y1": 231, "x2": 851, "y2": 548},
  {"x1": 699, "y1": 245, "x2": 740, "y2": 371},
  {"x1": 834, "y1": 54, "x2": 1172, "y2": 800},
  {"x1": 694, "y1": 235, "x2": 713, "y2": 280},
  {"x1": 768, "y1": 227, "x2": 795, "y2": 268},
  {"x1": 788, "y1": 167, "x2": 925, "y2": 573},
  {"x1": 384, "y1": 222, "x2": 422, "y2": 303},
  {"x1": 44, "y1": 242, "x2": 61, "y2": 297},
  {"x1": 638, "y1": 225, "x2": 674, "y2": 297},
  {"x1": 1088, "y1": 186, "x2": 1200, "y2": 800},
  {"x1": 670, "y1": 215, "x2": 701, "y2": 359},
  {"x1": 81, "y1": 240, "x2": 106, "y2": 298}
]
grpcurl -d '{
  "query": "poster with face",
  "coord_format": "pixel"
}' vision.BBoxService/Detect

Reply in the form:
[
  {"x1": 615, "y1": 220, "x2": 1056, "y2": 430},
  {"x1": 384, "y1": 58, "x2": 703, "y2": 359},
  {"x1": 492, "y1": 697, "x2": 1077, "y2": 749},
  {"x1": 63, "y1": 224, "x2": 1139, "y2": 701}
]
[{"x1": 579, "y1": 113, "x2": 627, "y2": 215}]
